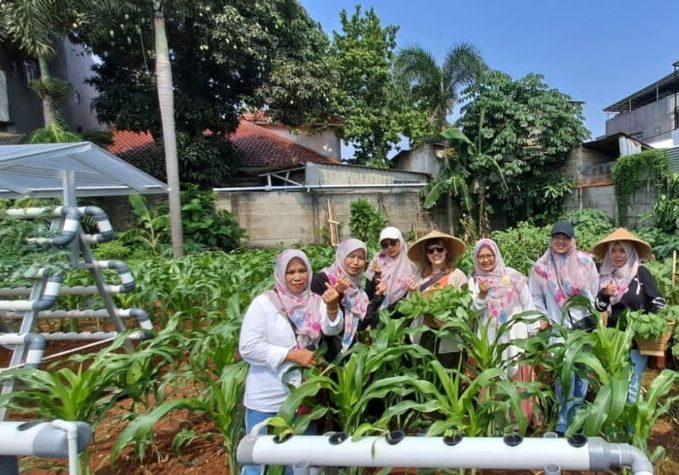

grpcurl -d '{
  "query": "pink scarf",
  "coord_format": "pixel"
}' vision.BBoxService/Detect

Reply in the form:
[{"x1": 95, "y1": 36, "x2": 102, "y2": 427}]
[
  {"x1": 599, "y1": 241, "x2": 639, "y2": 305},
  {"x1": 472, "y1": 239, "x2": 526, "y2": 324},
  {"x1": 365, "y1": 231, "x2": 415, "y2": 309},
  {"x1": 322, "y1": 239, "x2": 369, "y2": 351},
  {"x1": 266, "y1": 249, "x2": 323, "y2": 349},
  {"x1": 531, "y1": 239, "x2": 594, "y2": 308}
]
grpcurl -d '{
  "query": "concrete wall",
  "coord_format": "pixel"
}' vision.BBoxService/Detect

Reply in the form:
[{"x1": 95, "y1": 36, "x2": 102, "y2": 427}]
[
  {"x1": 51, "y1": 38, "x2": 103, "y2": 132},
  {"x1": 216, "y1": 189, "x2": 439, "y2": 247},
  {"x1": 260, "y1": 124, "x2": 341, "y2": 160},
  {"x1": 563, "y1": 184, "x2": 656, "y2": 228},
  {"x1": 393, "y1": 144, "x2": 441, "y2": 177},
  {"x1": 1, "y1": 39, "x2": 101, "y2": 134},
  {"x1": 605, "y1": 95, "x2": 676, "y2": 147},
  {"x1": 305, "y1": 162, "x2": 428, "y2": 186}
]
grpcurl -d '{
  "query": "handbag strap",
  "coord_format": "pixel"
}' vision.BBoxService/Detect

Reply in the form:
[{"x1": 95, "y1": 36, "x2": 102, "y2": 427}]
[{"x1": 419, "y1": 272, "x2": 446, "y2": 293}]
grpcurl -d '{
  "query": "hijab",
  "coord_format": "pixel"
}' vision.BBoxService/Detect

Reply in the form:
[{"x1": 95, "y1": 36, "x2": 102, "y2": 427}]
[
  {"x1": 365, "y1": 229, "x2": 415, "y2": 309},
  {"x1": 322, "y1": 239, "x2": 370, "y2": 351},
  {"x1": 599, "y1": 241, "x2": 639, "y2": 305},
  {"x1": 473, "y1": 239, "x2": 527, "y2": 324},
  {"x1": 266, "y1": 249, "x2": 323, "y2": 349},
  {"x1": 531, "y1": 238, "x2": 595, "y2": 308}
]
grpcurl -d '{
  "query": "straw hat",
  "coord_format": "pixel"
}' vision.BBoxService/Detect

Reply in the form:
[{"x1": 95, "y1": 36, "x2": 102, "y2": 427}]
[
  {"x1": 407, "y1": 230, "x2": 466, "y2": 264},
  {"x1": 591, "y1": 228, "x2": 652, "y2": 259}
]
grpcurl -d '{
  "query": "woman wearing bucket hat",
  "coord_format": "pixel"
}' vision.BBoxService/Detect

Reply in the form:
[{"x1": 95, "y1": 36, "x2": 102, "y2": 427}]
[
  {"x1": 529, "y1": 221, "x2": 599, "y2": 436},
  {"x1": 406, "y1": 230, "x2": 467, "y2": 368},
  {"x1": 365, "y1": 226, "x2": 416, "y2": 316},
  {"x1": 592, "y1": 228, "x2": 666, "y2": 403}
]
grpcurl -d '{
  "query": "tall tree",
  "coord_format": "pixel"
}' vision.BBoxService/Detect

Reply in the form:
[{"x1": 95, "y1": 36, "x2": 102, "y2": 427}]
[
  {"x1": 330, "y1": 6, "x2": 404, "y2": 166},
  {"x1": 459, "y1": 71, "x2": 590, "y2": 223},
  {"x1": 0, "y1": 0, "x2": 87, "y2": 125},
  {"x1": 76, "y1": 0, "x2": 334, "y2": 178},
  {"x1": 394, "y1": 43, "x2": 486, "y2": 141},
  {"x1": 152, "y1": 0, "x2": 183, "y2": 257}
]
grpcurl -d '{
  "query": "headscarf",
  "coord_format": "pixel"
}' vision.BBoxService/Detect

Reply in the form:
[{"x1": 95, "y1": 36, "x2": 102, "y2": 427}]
[
  {"x1": 365, "y1": 229, "x2": 415, "y2": 309},
  {"x1": 472, "y1": 239, "x2": 527, "y2": 324},
  {"x1": 530, "y1": 238, "x2": 595, "y2": 308},
  {"x1": 599, "y1": 241, "x2": 639, "y2": 305},
  {"x1": 322, "y1": 239, "x2": 369, "y2": 351},
  {"x1": 266, "y1": 249, "x2": 323, "y2": 349}
]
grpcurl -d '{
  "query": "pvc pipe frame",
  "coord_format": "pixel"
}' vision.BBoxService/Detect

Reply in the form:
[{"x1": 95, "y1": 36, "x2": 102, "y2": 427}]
[
  {"x1": 51, "y1": 420, "x2": 79, "y2": 475},
  {"x1": 237, "y1": 435, "x2": 654, "y2": 474},
  {"x1": 0, "y1": 333, "x2": 45, "y2": 367},
  {"x1": 0, "y1": 273, "x2": 62, "y2": 311},
  {"x1": 8, "y1": 205, "x2": 115, "y2": 245}
]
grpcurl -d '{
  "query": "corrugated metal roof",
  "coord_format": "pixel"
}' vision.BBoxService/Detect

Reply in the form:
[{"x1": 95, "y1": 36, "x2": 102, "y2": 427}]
[
  {"x1": 666, "y1": 146, "x2": 679, "y2": 172},
  {"x1": 0, "y1": 142, "x2": 167, "y2": 198}
]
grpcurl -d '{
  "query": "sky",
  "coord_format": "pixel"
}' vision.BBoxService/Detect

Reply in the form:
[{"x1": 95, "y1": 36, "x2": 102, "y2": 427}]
[{"x1": 299, "y1": 0, "x2": 679, "y2": 147}]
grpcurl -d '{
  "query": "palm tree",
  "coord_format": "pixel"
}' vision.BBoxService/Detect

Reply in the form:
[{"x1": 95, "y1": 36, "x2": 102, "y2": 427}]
[
  {"x1": 394, "y1": 43, "x2": 486, "y2": 137},
  {"x1": 0, "y1": 0, "x2": 86, "y2": 125},
  {"x1": 152, "y1": 0, "x2": 183, "y2": 257}
]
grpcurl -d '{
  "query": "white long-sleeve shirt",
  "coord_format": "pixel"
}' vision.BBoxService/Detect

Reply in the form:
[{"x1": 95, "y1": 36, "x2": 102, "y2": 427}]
[
  {"x1": 239, "y1": 294, "x2": 343, "y2": 413},
  {"x1": 468, "y1": 276, "x2": 539, "y2": 377}
]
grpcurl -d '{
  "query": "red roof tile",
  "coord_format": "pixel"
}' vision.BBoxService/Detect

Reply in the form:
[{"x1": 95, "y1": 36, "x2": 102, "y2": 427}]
[
  {"x1": 230, "y1": 121, "x2": 340, "y2": 169},
  {"x1": 108, "y1": 120, "x2": 340, "y2": 172},
  {"x1": 108, "y1": 129, "x2": 155, "y2": 155}
]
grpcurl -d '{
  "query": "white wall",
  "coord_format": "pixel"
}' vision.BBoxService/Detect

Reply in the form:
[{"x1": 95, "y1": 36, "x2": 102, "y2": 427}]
[{"x1": 605, "y1": 95, "x2": 676, "y2": 148}]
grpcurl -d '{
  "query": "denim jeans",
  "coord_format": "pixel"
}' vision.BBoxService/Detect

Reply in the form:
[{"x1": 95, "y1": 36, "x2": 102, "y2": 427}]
[
  {"x1": 241, "y1": 408, "x2": 277, "y2": 475},
  {"x1": 628, "y1": 349, "x2": 648, "y2": 404},
  {"x1": 241, "y1": 408, "x2": 316, "y2": 475},
  {"x1": 555, "y1": 371, "x2": 589, "y2": 434}
]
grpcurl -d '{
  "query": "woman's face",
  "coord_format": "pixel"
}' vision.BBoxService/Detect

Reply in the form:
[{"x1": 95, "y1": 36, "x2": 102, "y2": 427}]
[
  {"x1": 426, "y1": 240, "x2": 448, "y2": 267},
  {"x1": 551, "y1": 233, "x2": 572, "y2": 255},
  {"x1": 476, "y1": 246, "x2": 496, "y2": 272},
  {"x1": 344, "y1": 249, "x2": 366, "y2": 276},
  {"x1": 380, "y1": 238, "x2": 402, "y2": 258},
  {"x1": 285, "y1": 257, "x2": 308, "y2": 294},
  {"x1": 610, "y1": 242, "x2": 628, "y2": 268}
]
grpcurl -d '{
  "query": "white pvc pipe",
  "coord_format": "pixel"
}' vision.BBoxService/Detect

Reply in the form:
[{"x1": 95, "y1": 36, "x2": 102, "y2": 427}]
[
  {"x1": 213, "y1": 183, "x2": 428, "y2": 192},
  {"x1": 51, "y1": 420, "x2": 79, "y2": 475},
  {"x1": 241, "y1": 436, "x2": 590, "y2": 470}
]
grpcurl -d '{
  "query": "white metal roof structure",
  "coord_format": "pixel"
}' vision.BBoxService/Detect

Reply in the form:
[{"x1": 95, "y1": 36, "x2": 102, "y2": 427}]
[{"x1": 0, "y1": 142, "x2": 167, "y2": 198}]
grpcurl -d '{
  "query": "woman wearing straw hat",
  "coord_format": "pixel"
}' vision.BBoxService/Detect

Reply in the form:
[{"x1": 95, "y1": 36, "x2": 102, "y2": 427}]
[
  {"x1": 406, "y1": 230, "x2": 467, "y2": 368},
  {"x1": 592, "y1": 228, "x2": 666, "y2": 403}
]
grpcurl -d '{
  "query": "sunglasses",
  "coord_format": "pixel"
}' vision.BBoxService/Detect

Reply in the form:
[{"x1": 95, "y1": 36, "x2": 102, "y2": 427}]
[
  {"x1": 426, "y1": 245, "x2": 446, "y2": 255},
  {"x1": 381, "y1": 239, "x2": 399, "y2": 249}
]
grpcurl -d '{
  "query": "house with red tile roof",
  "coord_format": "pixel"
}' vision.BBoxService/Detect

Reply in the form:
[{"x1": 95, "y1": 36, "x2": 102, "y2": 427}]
[{"x1": 108, "y1": 115, "x2": 342, "y2": 182}]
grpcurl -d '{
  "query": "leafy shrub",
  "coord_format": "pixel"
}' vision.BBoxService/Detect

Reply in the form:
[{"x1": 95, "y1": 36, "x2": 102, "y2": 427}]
[
  {"x1": 348, "y1": 198, "x2": 388, "y2": 243},
  {"x1": 561, "y1": 208, "x2": 615, "y2": 253},
  {"x1": 167, "y1": 186, "x2": 245, "y2": 252},
  {"x1": 612, "y1": 150, "x2": 670, "y2": 226}
]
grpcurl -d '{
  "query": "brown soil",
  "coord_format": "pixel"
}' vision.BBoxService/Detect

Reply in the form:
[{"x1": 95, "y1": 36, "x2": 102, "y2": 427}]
[{"x1": 3, "y1": 341, "x2": 678, "y2": 474}]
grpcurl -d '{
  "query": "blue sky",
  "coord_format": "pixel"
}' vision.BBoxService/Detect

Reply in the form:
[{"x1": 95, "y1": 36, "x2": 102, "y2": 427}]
[{"x1": 300, "y1": 0, "x2": 679, "y2": 148}]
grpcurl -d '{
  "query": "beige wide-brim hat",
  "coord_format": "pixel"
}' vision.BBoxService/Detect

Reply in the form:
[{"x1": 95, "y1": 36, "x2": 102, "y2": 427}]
[
  {"x1": 407, "y1": 230, "x2": 466, "y2": 264},
  {"x1": 591, "y1": 228, "x2": 652, "y2": 259}
]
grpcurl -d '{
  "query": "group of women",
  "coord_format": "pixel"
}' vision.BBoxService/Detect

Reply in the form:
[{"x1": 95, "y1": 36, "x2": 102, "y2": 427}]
[{"x1": 239, "y1": 222, "x2": 666, "y2": 473}]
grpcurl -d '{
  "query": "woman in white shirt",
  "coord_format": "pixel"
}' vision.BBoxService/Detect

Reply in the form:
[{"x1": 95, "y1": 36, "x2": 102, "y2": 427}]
[
  {"x1": 469, "y1": 238, "x2": 542, "y2": 425},
  {"x1": 239, "y1": 249, "x2": 343, "y2": 475}
]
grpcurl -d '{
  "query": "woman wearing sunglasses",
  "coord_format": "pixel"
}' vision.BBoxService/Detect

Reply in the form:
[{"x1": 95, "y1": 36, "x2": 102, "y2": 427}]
[
  {"x1": 406, "y1": 230, "x2": 467, "y2": 368},
  {"x1": 365, "y1": 227, "x2": 416, "y2": 316}
]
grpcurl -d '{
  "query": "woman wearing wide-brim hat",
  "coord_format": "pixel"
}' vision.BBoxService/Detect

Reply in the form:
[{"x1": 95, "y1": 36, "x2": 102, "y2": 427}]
[
  {"x1": 592, "y1": 228, "x2": 666, "y2": 403},
  {"x1": 406, "y1": 230, "x2": 467, "y2": 368}
]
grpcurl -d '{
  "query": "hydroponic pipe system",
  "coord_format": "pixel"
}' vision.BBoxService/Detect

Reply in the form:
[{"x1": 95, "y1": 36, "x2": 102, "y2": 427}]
[
  {"x1": 237, "y1": 431, "x2": 653, "y2": 475},
  {"x1": 0, "y1": 420, "x2": 91, "y2": 475}
]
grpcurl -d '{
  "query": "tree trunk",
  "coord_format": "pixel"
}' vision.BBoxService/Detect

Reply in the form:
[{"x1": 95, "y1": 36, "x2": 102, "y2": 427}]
[
  {"x1": 443, "y1": 155, "x2": 455, "y2": 235},
  {"x1": 38, "y1": 55, "x2": 57, "y2": 126},
  {"x1": 154, "y1": 1, "x2": 183, "y2": 257}
]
